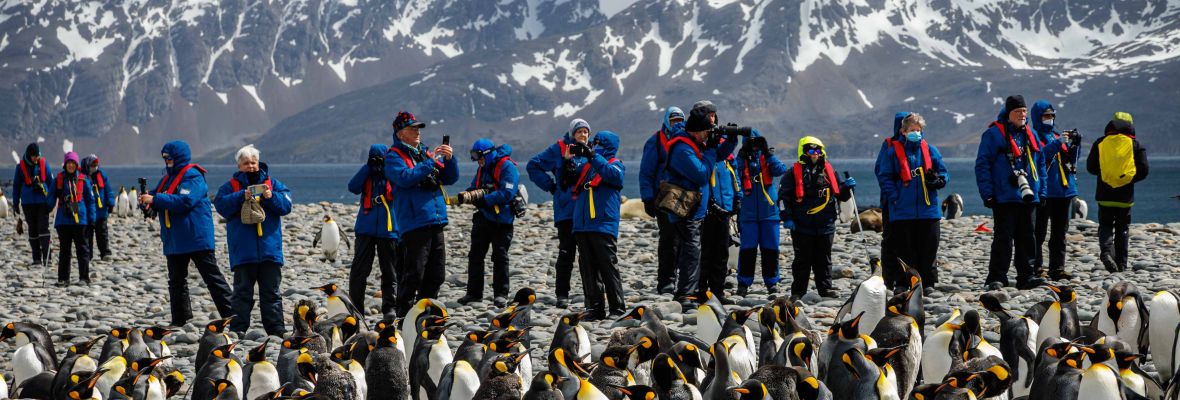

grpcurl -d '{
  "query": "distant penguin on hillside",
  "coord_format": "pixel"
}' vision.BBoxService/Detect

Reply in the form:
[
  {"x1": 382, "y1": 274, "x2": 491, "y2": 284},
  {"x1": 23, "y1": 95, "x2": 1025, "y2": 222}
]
[
  {"x1": 313, "y1": 215, "x2": 350, "y2": 263},
  {"x1": 941, "y1": 193, "x2": 964, "y2": 220}
]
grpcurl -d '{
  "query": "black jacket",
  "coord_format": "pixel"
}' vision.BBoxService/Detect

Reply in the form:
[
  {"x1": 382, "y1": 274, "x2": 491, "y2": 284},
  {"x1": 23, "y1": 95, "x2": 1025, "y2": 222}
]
[{"x1": 1086, "y1": 123, "x2": 1148, "y2": 207}]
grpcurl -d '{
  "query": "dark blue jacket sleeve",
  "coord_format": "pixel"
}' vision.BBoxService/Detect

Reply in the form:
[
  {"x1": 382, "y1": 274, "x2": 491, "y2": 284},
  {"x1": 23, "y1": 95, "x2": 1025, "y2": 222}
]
[
  {"x1": 263, "y1": 179, "x2": 293, "y2": 216},
  {"x1": 593, "y1": 155, "x2": 625, "y2": 187},
  {"x1": 527, "y1": 144, "x2": 560, "y2": 193},
  {"x1": 669, "y1": 145, "x2": 711, "y2": 187},
  {"x1": 1036, "y1": 149, "x2": 1048, "y2": 199},
  {"x1": 153, "y1": 173, "x2": 209, "y2": 213},
  {"x1": 348, "y1": 166, "x2": 369, "y2": 195},
  {"x1": 483, "y1": 163, "x2": 520, "y2": 206},
  {"x1": 767, "y1": 154, "x2": 788, "y2": 177},
  {"x1": 440, "y1": 156, "x2": 459, "y2": 186},
  {"x1": 975, "y1": 130, "x2": 997, "y2": 202},
  {"x1": 84, "y1": 181, "x2": 96, "y2": 224},
  {"x1": 213, "y1": 181, "x2": 245, "y2": 219},
  {"x1": 639, "y1": 134, "x2": 661, "y2": 201}
]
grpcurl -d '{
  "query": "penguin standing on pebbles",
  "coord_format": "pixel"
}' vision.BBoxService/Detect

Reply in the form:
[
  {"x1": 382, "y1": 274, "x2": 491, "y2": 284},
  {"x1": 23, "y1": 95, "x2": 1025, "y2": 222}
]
[
  {"x1": 197, "y1": 317, "x2": 234, "y2": 372},
  {"x1": 194, "y1": 342, "x2": 244, "y2": 400},
  {"x1": 366, "y1": 325, "x2": 410, "y2": 400},
  {"x1": 979, "y1": 292, "x2": 1040, "y2": 398},
  {"x1": 835, "y1": 258, "x2": 888, "y2": 337},
  {"x1": 1149, "y1": 289, "x2": 1180, "y2": 384},
  {"x1": 312, "y1": 215, "x2": 350, "y2": 263},
  {"x1": 550, "y1": 312, "x2": 592, "y2": 364},
  {"x1": 1036, "y1": 284, "x2": 1081, "y2": 348},
  {"x1": 1092, "y1": 282, "x2": 1150, "y2": 354},
  {"x1": 409, "y1": 324, "x2": 453, "y2": 400}
]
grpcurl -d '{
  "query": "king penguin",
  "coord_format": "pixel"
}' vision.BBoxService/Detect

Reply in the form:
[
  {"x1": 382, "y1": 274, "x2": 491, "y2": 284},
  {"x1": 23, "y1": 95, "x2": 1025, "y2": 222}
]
[
  {"x1": 921, "y1": 308, "x2": 964, "y2": 384},
  {"x1": 1036, "y1": 284, "x2": 1082, "y2": 349},
  {"x1": 366, "y1": 324, "x2": 411, "y2": 400},
  {"x1": 402, "y1": 298, "x2": 448, "y2": 355},
  {"x1": 650, "y1": 353, "x2": 701, "y2": 400},
  {"x1": 142, "y1": 326, "x2": 174, "y2": 369},
  {"x1": 1077, "y1": 343, "x2": 1128, "y2": 400},
  {"x1": 314, "y1": 282, "x2": 364, "y2": 321},
  {"x1": 979, "y1": 292, "x2": 1040, "y2": 398},
  {"x1": 116, "y1": 186, "x2": 130, "y2": 217},
  {"x1": 1113, "y1": 351, "x2": 1164, "y2": 400},
  {"x1": 436, "y1": 358, "x2": 481, "y2": 400},
  {"x1": 818, "y1": 312, "x2": 877, "y2": 382},
  {"x1": 1093, "y1": 282, "x2": 1150, "y2": 354},
  {"x1": 196, "y1": 317, "x2": 234, "y2": 372},
  {"x1": 1149, "y1": 289, "x2": 1180, "y2": 384},
  {"x1": 694, "y1": 290, "x2": 728, "y2": 345},
  {"x1": 836, "y1": 257, "x2": 889, "y2": 337},
  {"x1": 522, "y1": 372, "x2": 566, "y2": 400},
  {"x1": 550, "y1": 311, "x2": 593, "y2": 364},
  {"x1": 409, "y1": 324, "x2": 453, "y2": 400},
  {"x1": 0, "y1": 188, "x2": 9, "y2": 218},
  {"x1": 941, "y1": 193, "x2": 964, "y2": 220},
  {"x1": 297, "y1": 352, "x2": 357, "y2": 400},
  {"x1": 871, "y1": 292, "x2": 923, "y2": 399},
  {"x1": 51, "y1": 336, "x2": 103, "y2": 398},
  {"x1": 194, "y1": 342, "x2": 244, "y2": 400},
  {"x1": 312, "y1": 215, "x2": 350, "y2": 263},
  {"x1": 243, "y1": 338, "x2": 280, "y2": 400},
  {"x1": 473, "y1": 352, "x2": 528, "y2": 400}
]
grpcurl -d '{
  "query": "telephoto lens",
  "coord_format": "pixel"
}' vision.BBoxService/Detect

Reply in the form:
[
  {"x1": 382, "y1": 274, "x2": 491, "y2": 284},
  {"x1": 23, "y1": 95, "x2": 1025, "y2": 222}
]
[{"x1": 1016, "y1": 172, "x2": 1035, "y2": 203}]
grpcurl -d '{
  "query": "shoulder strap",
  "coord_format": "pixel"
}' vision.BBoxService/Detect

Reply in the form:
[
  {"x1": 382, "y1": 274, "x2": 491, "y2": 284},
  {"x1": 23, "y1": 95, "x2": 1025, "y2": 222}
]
[
  {"x1": 158, "y1": 164, "x2": 204, "y2": 194},
  {"x1": 388, "y1": 146, "x2": 414, "y2": 168},
  {"x1": 824, "y1": 161, "x2": 841, "y2": 197},
  {"x1": 492, "y1": 157, "x2": 515, "y2": 183},
  {"x1": 93, "y1": 170, "x2": 105, "y2": 189},
  {"x1": 557, "y1": 140, "x2": 568, "y2": 156},
  {"x1": 919, "y1": 140, "x2": 932, "y2": 172},
  {"x1": 665, "y1": 136, "x2": 702, "y2": 159},
  {"x1": 656, "y1": 130, "x2": 669, "y2": 153},
  {"x1": 19, "y1": 158, "x2": 47, "y2": 185}
]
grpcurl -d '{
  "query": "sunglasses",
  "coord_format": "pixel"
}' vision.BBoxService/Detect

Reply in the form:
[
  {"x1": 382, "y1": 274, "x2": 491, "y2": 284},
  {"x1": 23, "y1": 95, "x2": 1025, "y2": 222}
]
[
  {"x1": 470, "y1": 149, "x2": 493, "y2": 161},
  {"x1": 805, "y1": 147, "x2": 823, "y2": 155}
]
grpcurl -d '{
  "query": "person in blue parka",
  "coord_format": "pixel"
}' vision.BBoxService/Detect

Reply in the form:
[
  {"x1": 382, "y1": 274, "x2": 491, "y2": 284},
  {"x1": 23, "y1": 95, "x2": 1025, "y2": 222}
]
[
  {"x1": 779, "y1": 137, "x2": 855, "y2": 299},
  {"x1": 1030, "y1": 100, "x2": 1080, "y2": 280},
  {"x1": 347, "y1": 144, "x2": 399, "y2": 315},
  {"x1": 13, "y1": 143, "x2": 54, "y2": 266},
  {"x1": 699, "y1": 151, "x2": 739, "y2": 304},
  {"x1": 975, "y1": 95, "x2": 1049, "y2": 291},
  {"x1": 53, "y1": 151, "x2": 96, "y2": 286},
  {"x1": 457, "y1": 138, "x2": 521, "y2": 307},
  {"x1": 526, "y1": 118, "x2": 592, "y2": 308},
  {"x1": 571, "y1": 131, "x2": 626, "y2": 320},
  {"x1": 639, "y1": 106, "x2": 685, "y2": 295},
  {"x1": 876, "y1": 112, "x2": 948, "y2": 291},
  {"x1": 735, "y1": 130, "x2": 788, "y2": 299},
  {"x1": 81, "y1": 154, "x2": 115, "y2": 261},
  {"x1": 214, "y1": 144, "x2": 293, "y2": 335},
  {"x1": 141, "y1": 140, "x2": 234, "y2": 326},
  {"x1": 384, "y1": 111, "x2": 460, "y2": 316}
]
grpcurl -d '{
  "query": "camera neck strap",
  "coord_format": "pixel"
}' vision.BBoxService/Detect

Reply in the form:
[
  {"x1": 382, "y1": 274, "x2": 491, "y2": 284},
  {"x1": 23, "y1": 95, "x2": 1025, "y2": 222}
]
[
  {"x1": 992, "y1": 121, "x2": 1040, "y2": 159},
  {"x1": 20, "y1": 157, "x2": 47, "y2": 185},
  {"x1": 55, "y1": 172, "x2": 85, "y2": 203}
]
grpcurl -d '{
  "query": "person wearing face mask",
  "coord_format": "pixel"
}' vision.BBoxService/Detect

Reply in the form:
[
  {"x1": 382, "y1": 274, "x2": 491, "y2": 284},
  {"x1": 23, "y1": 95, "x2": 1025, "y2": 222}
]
[
  {"x1": 213, "y1": 144, "x2": 293, "y2": 336},
  {"x1": 875, "y1": 113, "x2": 948, "y2": 293},
  {"x1": 639, "y1": 107, "x2": 685, "y2": 296},
  {"x1": 1030, "y1": 100, "x2": 1079, "y2": 280},
  {"x1": 571, "y1": 131, "x2": 626, "y2": 320},
  {"x1": 734, "y1": 130, "x2": 786, "y2": 300},
  {"x1": 80, "y1": 154, "x2": 114, "y2": 261},
  {"x1": 526, "y1": 118, "x2": 592, "y2": 308},
  {"x1": 53, "y1": 151, "x2": 97, "y2": 286},
  {"x1": 141, "y1": 140, "x2": 234, "y2": 327},
  {"x1": 347, "y1": 144, "x2": 399, "y2": 315},
  {"x1": 384, "y1": 111, "x2": 460, "y2": 316},
  {"x1": 13, "y1": 143, "x2": 54, "y2": 266},
  {"x1": 456, "y1": 138, "x2": 521, "y2": 308},
  {"x1": 975, "y1": 95, "x2": 1049, "y2": 291},
  {"x1": 779, "y1": 137, "x2": 855, "y2": 300}
]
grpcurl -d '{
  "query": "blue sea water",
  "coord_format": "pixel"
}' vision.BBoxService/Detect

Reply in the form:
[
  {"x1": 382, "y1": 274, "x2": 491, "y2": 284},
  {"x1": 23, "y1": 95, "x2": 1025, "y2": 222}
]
[{"x1": 92, "y1": 158, "x2": 1180, "y2": 223}]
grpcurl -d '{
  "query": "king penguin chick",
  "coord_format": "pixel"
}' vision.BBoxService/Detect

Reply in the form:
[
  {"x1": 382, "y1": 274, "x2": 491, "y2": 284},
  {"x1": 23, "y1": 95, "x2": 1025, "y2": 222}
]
[
  {"x1": 366, "y1": 324, "x2": 410, "y2": 400},
  {"x1": 472, "y1": 352, "x2": 528, "y2": 400},
  {"x1": 521, "y1": 372, "x2": 565, "y2": 400},
  {"x1": 297, "y1": 352, "x2": 357, "y2": 400}
]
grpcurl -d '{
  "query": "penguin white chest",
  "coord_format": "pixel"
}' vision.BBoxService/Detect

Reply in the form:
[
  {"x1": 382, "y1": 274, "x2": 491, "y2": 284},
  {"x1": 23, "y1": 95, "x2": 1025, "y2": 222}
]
[
  {"x1": 1149, "y1": 291, "x2": 1180, "y2": 383},
  {"x1": 575, "y1": 326, "x2": 592, "y2": 363},
  {"x1": 1116, "y1": 299, "x2": 1142, "y2": 346},
  {"x1": 228, "y1": 360, "x2": 244, "y2": 399},
  {"x1": 320, "y1": 222, "x2": 341, "y2": 254},
  {"x1": 326, "y1": 297, "x2": 350, "y2": 320},
  {"x1": 878, "y1": 365, "x2": 901, "y2": 400},
  {"x1": 0, "y1": 195, "x2": 8, "y2": 217},
  {"x1": 0, "y1": 373, "x2": 8, "y2": 400},
  {"x1": 851, "y1": 276, "x2": 887, "y2": 334},
  {"x1": 1077, "y1": 365, "x2": 1123, "y2": 400},
  {"x1": 348, "y1": 362, "x2": 368, "y2": 400},
  {"x1": 429, "y1": 338, "x2": 454, "y2": 384},
  {"x1": 12, "y1": 343, "x2": 45, "y2": 384},
  {"x1": 695, "y1": 306, "x2": 722, "y2": 345},
  {"x1": 246, "y1": 361, "x2": 281, "y2": 400},
  {"x1": 451, "y1": 361, "x2": 481, "y2": 400},
  {"x1": 920, "y1": 330, "x2": 954, "y2": 384},
  {"x1": 1037, "y1": 304, "x2": 1063, "y2": 347},
  {"x1": 1120, "y1": 369, "x2": 1147, "y2": 397}
]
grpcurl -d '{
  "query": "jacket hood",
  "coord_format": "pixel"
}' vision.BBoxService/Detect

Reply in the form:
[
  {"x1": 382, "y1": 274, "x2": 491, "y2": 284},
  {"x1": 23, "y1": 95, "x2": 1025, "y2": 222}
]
[
  {"x1": 796, "y1": 136, "x2": 827, "y2": 163},
  {"x1": 487, "y1": 144, "x2": 514, "y2": 165},
  {"x1": 81, "y1": 155, "x2": 99, "y2": 172},
  {"x1": 663, "y1": 106, "x2": 685, "y2": 132},
  {"x1": 161, "y1": 140, "x2": 193, "y2": 172},
  {"x1": 368, "y1": 144, "x2": 389, "y2": 158},
  {"x1": 23, "y1": 143, "x2": 40, "y2": 162},
  {"x1": 593, "y1": 131, "x2": 620, "y2": 158},
  {"x1": 1030, "y1": 100, "x2": 1055, "y2": 135},
  {"x1": 892, "y1": 112, "x2": 911, "y2": 139}
]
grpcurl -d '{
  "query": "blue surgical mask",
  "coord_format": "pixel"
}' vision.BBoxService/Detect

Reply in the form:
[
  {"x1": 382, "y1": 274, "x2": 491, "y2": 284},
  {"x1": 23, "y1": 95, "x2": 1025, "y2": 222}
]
[{"x1": 906, "y1": 131, "x2": 923, "y2": 143}]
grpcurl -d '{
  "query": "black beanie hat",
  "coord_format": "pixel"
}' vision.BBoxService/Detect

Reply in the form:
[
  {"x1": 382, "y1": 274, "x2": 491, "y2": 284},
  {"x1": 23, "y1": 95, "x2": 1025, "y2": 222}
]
[
  {"x1": 684, "y1": 108, "x2": 713, "y2": 132},
  {"x1": 24, "y1": 143, "x2": 39, "y2": 160},
  {"x1": 1004, "y1": 95, "x2": 1027, "y2": 112}
]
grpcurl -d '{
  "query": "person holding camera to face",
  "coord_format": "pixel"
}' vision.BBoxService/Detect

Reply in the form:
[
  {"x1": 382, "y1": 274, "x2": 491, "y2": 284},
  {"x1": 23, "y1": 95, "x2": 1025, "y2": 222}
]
[
  {"x1": 571, "y1": 131, "x2": 627, "y2": 320},
  {"x1": 141, "y1": 140, "x2": 234, "y2": 327},
  {"x1": 662, "y1": 102, "x2": 739, "y2": 309},
  {"x1": 213, "y1": 144, "x2": 293, "y2": 336},
  {"x1": 976, "y1": 95, "x2": 1049, "y2": 291},
  {"x1": 13, "y1": 143, "x2": 54, "y2": 266},
  {"x1": 1030, "y1": 100, "x2": 1080, "y2": 280},
  {"x1": 639, "y1": 106, "x2": 686, "y2": 295},
  {"x1": 456, "y1": 138, "x2": 521, "y2": 308},
  {"x1": 346, "y1": 144, "x2": 400, "y2": 315},
  {"x1": 875, "y1": 113, "x2": 948, "y2": 293},
  {"x1": 734, "y1": 130, "x2": 788, "y2": 299},
  {"x1": 53, "y1": 151, "x2": 97, "y2": 286},
  {"x1": 384, "y1": 111, "x2": 459, "y2": 316},
  {"x1": 527, "y1": 118, "x2": 593, "y2": 308}
]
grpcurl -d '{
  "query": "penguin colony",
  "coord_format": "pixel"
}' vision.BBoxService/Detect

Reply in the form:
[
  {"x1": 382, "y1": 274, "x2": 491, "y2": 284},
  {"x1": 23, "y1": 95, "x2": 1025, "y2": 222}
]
[{"x1": 3, "y1": 261, "x2": 1180, "y2": 400}]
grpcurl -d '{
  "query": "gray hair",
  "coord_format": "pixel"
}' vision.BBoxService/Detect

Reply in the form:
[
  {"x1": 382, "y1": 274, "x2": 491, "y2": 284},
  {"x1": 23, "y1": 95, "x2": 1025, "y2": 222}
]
[
  {"x1": 902, "y1": 113, "x2": 926, "y2": 130},
  {"x1": 235, "y1": 144, "x2": 260, "y2": 163}
]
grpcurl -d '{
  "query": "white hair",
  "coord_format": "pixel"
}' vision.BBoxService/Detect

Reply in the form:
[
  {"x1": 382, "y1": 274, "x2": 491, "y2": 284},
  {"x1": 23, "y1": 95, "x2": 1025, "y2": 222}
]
[
  {"x1": 903, "y1": 113, "x2": 926, "y2": 130},
  {"x1": 235, "y1": 144, "x2": 260, "y2": 163}
]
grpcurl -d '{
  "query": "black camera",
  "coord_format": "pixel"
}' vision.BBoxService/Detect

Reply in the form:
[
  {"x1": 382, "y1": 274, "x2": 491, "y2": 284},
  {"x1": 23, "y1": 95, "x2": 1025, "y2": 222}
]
[
  {"x1": 739, "y1": 136, "x2": 771, "y2": 158},
  {"x1": 568, "y1": 142, "x2": 594, "y2": 158},
  {"x1": 137, "y1": 177, "x2": 157, "y2": 219},
  {"x1": 419, "y1": 171, "x2": 440, "y2": 189},
  {"x1": 711, "y1": 123, "x2": 753, "y2": 138}
]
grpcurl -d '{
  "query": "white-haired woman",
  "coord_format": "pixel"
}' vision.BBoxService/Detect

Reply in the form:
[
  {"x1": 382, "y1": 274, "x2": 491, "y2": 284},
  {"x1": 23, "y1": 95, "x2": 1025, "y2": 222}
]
[{"x1": 213, "y1": 144, "x2": 292, "y2": 336}]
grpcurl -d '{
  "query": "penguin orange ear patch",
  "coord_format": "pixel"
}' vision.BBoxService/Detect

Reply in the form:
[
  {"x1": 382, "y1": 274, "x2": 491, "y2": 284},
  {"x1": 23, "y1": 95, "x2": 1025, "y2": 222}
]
[{"x1": 495, "y1": 361, "x2": 508, "y2": 373}]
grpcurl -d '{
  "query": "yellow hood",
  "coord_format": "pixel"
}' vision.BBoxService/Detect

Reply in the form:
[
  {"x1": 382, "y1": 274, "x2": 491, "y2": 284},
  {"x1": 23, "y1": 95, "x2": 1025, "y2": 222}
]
[{"x1": 797, "y1": 136, "x2": 827, "y2": 163}]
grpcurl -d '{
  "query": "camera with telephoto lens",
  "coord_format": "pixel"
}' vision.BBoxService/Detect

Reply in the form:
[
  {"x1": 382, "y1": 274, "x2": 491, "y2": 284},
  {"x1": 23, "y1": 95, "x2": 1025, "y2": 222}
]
[
  {"x1": 368, "y1": 155, "x2": 384, "y2": 174},
  {"x1": 711, "y1": 123, "x2": 753, "y2": 139},
  {"x1": 1013, "y1": 170, "x2": 1035, "y2": 203}
]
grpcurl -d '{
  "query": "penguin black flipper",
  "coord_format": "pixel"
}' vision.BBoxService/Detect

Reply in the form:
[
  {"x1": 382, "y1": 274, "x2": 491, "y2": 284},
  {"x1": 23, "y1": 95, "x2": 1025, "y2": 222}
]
[
  {"x1": 337, "y1": 225, "x2": 352, "y2": 249},
  {"x1": 835, "y1": 284, "x2": 862, "y2": 324},
  {"x1": 665, "y1": 329, "x2": 710, "y2": 350},
  {"x1": 1024, "y1": 300, "x2": 1054, "y2": 323},
  {"x1": 312, "y1": 228, "x2": 322, "y2": 249}
]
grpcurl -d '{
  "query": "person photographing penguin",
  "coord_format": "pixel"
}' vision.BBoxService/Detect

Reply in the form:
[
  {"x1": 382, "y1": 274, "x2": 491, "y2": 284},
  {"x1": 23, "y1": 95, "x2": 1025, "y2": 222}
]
[
  {"x1": 734, "y1": 130, "x2": 787, "y2": 300},
  {"x1": 526, "y1": 118, "x2": 593, "y2": 308},
  {"x1": 778, "y1": 137, "x2": 855, "y2": 300},
  {"x1": 12, "y1": 143, "x2": 54, "y2": 266},
  {"x1": 80, "y1": 154, "x2": 114, "y2": 261},
  {"x1": 1030, "y1": 100, "x2": 1081, "y2": 280},
  {"x1": 53, "y1": 152, "x2": 97, "y2": 286},
  {"x1": 571, "y1": 131, "x2": 626, "y2": 320},
  {"x1": 384, "y1": 111, "x2": 459, "y2": 317},
  {"x1": 456, "y1": 138, "x2": 522, "y2": 307},
  {"x1": 346, "y1": 144, "x2": 400, "y2": 315}
]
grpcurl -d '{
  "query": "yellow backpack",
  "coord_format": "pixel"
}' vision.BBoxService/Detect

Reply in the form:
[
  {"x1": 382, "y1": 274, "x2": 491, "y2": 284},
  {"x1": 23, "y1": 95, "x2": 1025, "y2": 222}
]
[{"x1": 1098, "y1": 134, "x2": 1136, "y2": 188}]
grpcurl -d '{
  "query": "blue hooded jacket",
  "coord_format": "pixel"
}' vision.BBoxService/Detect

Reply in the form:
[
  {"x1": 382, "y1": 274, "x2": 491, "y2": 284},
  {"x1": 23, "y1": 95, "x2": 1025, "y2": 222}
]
[
  {"x1": 149, "y1": 141, "x2": 217, "y2": 255},
  {"x1": 348, "y1": 144, "x2": 399, "y2": 239},
  {"x1": 526, "y1": 134, "x2": 588, "y2": 225},
  {"x1": 214, "y1": 163, "x2": 293, "y2": 268},
  {"x1": 1030, "y1": 100, "x2": 1078, "y2": 199},
  {"x1": 12, "y1": 144, "x2": 54, "y2": 208},
  {"x1": 665, "y1": 123, "x2": 739, "y2": 222},
  {"x1": 572, "y1": 131, "x2": 625, "y2": 236},
  {"x1": 639, "y1": 107, "x2": 682, "y2": 202},
  {"x1": 875, "y1": 115, "x2": 949, "y2": 222},
  {"x1": 80, "y1": 156, "x2": 115, "y2": 220},
  {"x1": 467, "y1": 144, "x2": 521, "y2": 225},
  {"x1": 735, "y1": 130, "x2": 787, "y2": 222},
  {"x1": 384, "y1": 138, "x2": 460, "y2": 234},
  {"x1": 52, "y1": 169, "x2": 96, "y2": 228},
  {"x1": 874, "y1": 112, "x2": 910, "y2": 215},
  {"x1": 975, "y1": 107, "x2": 1049, "y2": 205},
  {"x1": 708, "y1": 157, "x2": 740, "y2": 214}
]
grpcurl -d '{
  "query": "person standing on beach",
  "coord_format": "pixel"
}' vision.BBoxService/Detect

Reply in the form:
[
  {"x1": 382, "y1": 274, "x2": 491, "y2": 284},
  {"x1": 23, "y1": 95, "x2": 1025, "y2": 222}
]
[
  {"x1": 385, "y1": 111, "x2": 459, "y2": 316},
  {"x1": 140, "y1": 140, "x2": 234, "y2": 327},
  {"x1": 81, "y1": 154, "x2": 114, "y2": 261},
  {"x1": 734, "y1": 130, "x2": 786, "y2": 300},
  {"x1": 347, "y1": 144, "x2": 400, "y2": 315},
  {"x1": 572, "y1": 131, "x2": 626, "y2": 320},
  {"x1": 639, "y1": 106, "x2": 685, "y2": 295},
  {"x1": 780, "y1": 136, "x2": 856, "y2": 300},
  {"x1": 53, "y1": 152, "x2": 96, "y2": 286},
  {"x1": 457, "y1": 138, "x2": 521, "y2": 308},
  {"x1": 1030, "y1": 100, "x2": 1081, "y2": 280},
  {"x1": 1086, "y1": 112, "x2": 1148, "y2": 273},
  {"x1": 527, "y1": 118, "x2": 592, "y2": 308},
  {"x1": 976, "y1": 95, "x2": 1049, "y2": 291},
  {"x1": 13, "y1": 143, "x2": 53, "y2": 266}
]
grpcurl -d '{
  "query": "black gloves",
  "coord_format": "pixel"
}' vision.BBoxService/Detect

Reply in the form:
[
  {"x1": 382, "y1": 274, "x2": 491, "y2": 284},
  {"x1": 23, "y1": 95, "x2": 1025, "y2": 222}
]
[
  {"x1": 743, "y1": 136, "x2": 769, "y2": 155},
  {"x1": 706, "y1": 133, "x2": 723, "y2": 149},
  {"x1": 569, "y1": 143, "x2": 594, "y2": 158},
  {"x1": 924, "y1": 173, "x2": 946, "y2": 190},
  {"x1": 983, "y1": 198, "x2": 996, "y2": 209},
  {"x1": 644, "y1": 201, "x2": 659, "y2": 218}
]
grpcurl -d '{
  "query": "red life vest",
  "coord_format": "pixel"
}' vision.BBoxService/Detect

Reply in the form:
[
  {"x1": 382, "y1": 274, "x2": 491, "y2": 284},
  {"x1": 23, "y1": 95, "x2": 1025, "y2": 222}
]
[
  {"x1": 992, "y1": 121, "x2": 1041, "y2": 158},
  {"x1": 475, "y1": 157, "x2": 515, "y2": 189},
  {"x1": 572, "y1": 158, "x2": 620, "y2": 199},
  {"x1": 19, "y1": 158, "x2": 47, "y2": 185},
  {"x1": 655, "y1": 130, "x2": 670, "y2": 154},
  {"x1": 55, "y1": 173, "x2": 86, "y2": 204},
  {"x1": 792, "y1": 161, "x2": 840, "y2": 203},
  {"x1": 362, "y1": 177, "x2": 393, "y2": 214},
  {"x1": 740, "y1": 153, "x2": 772, "y2": 194},
  {"x1": 388, "y1": 145, "x2": 444, "y2": 169},
  {"x1": 664, "y1": 136, "x2": 703, "y2": 159},
  {"x1": 886, "y1": 138, "x2": 932, "y2": 184},
  {"x1": 156, "y1": 164, "x2": 206, "y2": 195}
]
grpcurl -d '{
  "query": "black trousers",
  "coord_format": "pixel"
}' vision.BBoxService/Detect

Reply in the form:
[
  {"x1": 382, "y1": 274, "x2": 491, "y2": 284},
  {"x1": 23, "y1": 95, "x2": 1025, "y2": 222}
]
[
  {"x1": 56, "y1": 225, "x2": 90, "y2": 283},
  {"x1": 672, "y1": 218, "x2": 703, "y2": 298},
  {"x1": 655, "y1": 212, "x2": 679, "y2": 294},
  {"x1": 987, "y1": 203, "x2": 1037, "y2": 286},
  {"x1": 467, "y1": 213, "x2": 514, "y2": 298},
  {"x1": 790, "y1": 232, "x2": 833, "y2": 296},
  {"x1": 1035, "y1": 197, "x2": 1073, "y2": 273},
  {"x1": 575, "y1": 232, "x2": 625, "y2": 315},
  {"x1": 397, "y1": 224, "x2": 446, "y2": 316},
  {"x1": 890, "y1": 219, "x2": 940, "y2": 286},
  {"x1": 880, "y1": 207, "x2": 904, "y2": 289},
  {"x1": 85, "y1": 217, "x2": 111, "y2": 259},
  {"x1": 166, "y1": 250, "x2": 234, "y2": 325},
  {"x1": 230, "y1": 262, "x2": 285, "y2": 335},
  {"x1": 554, "y1": 220, "x2": 578, "y2": 299},
  {"x1": 1098, "y1": 206, "x2": 1132, "y2": 270},
  {"x1": 22, "y1": 203, "x2": 51, "y2": 265},
  {"x1": 698, "y1": 211, "x2": 731, "y2": 297},
  {"x1": 349, "y1": 235, "x2": 398, "y2": 315}
]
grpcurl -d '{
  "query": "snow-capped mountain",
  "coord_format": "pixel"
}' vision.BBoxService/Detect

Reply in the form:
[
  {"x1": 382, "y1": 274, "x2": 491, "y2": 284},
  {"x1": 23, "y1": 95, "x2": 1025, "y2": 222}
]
[{"x1": 2, "y1": 0, "x2": 1179, "y2": 164}]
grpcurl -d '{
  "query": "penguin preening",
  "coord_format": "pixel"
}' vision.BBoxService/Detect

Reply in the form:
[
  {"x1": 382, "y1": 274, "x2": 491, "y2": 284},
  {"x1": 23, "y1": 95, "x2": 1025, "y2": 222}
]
[
  {"x1": 979, "y1": 292, "x2": 1040, "y2": 398},
  {"x1": 942, "y1": 193, "x2": 964, "y2": 220},
  {"x1": 314, "y1": 282, "x2": 364, "y2": 321},
  {"x1": 1036, "y1": 284, "x2": 1081, "y2": 349},
  {"x1": 312, "y1": 215, "x2": 351, "y2": 263}
]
